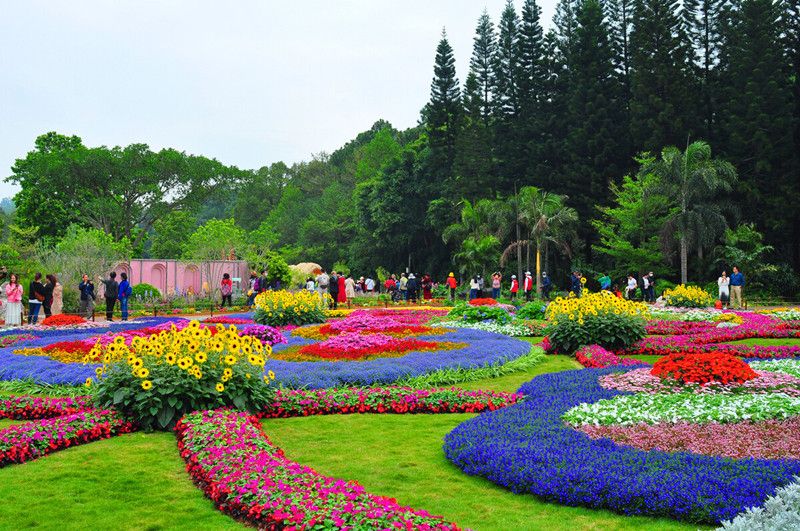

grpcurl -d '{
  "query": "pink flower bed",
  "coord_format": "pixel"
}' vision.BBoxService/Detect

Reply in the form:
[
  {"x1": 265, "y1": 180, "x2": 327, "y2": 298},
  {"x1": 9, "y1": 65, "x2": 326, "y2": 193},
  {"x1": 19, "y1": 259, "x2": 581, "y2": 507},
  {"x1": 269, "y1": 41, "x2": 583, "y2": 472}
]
[
  {"x1": 600, "y1": 367, "x2": 800, "y2": 396},
  {"x1": 575, "y1": 344, "x2": 642, "y2": 369},
  {"x1": 577, "y1": 418, "x2": 800, "y2": 460}
]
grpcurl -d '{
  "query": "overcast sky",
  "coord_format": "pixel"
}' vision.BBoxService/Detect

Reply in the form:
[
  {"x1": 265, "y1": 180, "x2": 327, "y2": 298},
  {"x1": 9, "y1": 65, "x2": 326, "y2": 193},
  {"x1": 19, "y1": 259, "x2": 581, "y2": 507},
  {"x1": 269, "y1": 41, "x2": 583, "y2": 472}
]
[{"x1": 0, "y1": 1, "x2": 558, "y2": 199}]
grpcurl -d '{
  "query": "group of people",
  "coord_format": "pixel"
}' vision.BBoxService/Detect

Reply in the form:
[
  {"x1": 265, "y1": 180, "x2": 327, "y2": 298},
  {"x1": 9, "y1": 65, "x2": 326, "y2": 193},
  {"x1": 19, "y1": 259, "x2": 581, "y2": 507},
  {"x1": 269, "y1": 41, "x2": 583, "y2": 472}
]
[
  {"x1": 717, "y1": 266, "x2": 746, "y2": 309},
  {"x1": 245, "y1": 270, "x2": 284, "y2": 306},
  {"x1": 0, "y1": 270, "x2": 132, "y2": 327}
]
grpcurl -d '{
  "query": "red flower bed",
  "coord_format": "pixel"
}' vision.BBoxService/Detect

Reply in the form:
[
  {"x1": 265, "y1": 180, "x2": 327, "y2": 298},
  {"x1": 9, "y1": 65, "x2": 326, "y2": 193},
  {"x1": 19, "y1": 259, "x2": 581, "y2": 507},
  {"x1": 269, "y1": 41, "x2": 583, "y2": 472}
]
[
  {"x1": 0, "y1": 395, "x2": 93, "y2": 420},
  {"x1": 469, "y1": 298, "x2": 498, "y2": 306},
  {"x1": 41, "y1": 314, "x2": 86, "y2": 326},
  {"x1": 297, "y1": 337, "x2": 446, "y2": 360},
  {"x1": 316, "y1": 323, "x2": 436, "y2": 336},
  {"x1": 651, "y1": 352, "x2": 759, "y2": 385}
]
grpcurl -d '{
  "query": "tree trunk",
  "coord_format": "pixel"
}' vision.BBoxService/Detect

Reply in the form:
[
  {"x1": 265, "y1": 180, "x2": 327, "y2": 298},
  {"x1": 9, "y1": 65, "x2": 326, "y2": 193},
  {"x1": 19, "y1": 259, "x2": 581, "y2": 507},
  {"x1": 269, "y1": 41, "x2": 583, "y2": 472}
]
[
  {"x1": 516, "y1": 220, "x2": 523, "y2": 287},
  {"x1": 680, "y1": 236, "x2": 688, "y2": 284},
  {"x1": 535, "y1": 242, "x2": 542, "y2": 296}
]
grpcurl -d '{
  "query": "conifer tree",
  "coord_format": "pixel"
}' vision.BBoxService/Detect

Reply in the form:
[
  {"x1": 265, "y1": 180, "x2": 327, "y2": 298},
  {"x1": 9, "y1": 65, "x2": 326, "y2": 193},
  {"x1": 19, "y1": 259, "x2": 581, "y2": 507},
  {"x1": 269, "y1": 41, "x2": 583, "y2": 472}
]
[
  {"x1": 426, "y1": 29, "x2": 462, "y2": 182},
  {"x1": 492, "y1": 0, "x2": 522, "y2": 187},
  {"x1": 453, "y1": 73, "x2": 494, "y2": 199},
  {"x1": 606, "y1": 0, "x2": 635, "y2": 105},
  {"x1": 469, "y1": 10, "x2": 497, "y2": 125},
  {"x1": 517, "y1": 0, "x2": 548, "y2": 185}
]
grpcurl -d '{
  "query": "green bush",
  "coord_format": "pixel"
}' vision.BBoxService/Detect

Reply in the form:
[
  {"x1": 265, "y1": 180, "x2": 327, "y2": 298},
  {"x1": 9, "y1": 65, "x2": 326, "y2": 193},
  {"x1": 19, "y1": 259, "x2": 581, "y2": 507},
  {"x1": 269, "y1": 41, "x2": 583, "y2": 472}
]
[
  {"x1": 446, "y1": 303, "x2": 512, "y2": 324},
  {"x1": 132, "y1": 282, "x2": 161, "y2": 300},
  {"x1": 516, "y1": 301, "x2": 547, "y2": 320}
]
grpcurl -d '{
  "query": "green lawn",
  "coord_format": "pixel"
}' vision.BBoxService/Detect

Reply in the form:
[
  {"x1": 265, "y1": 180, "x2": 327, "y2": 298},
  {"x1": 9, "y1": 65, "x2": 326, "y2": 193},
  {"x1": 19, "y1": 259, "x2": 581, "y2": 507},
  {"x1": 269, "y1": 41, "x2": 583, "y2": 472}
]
[
  {"x1": 0, "y1": 352, "x2": 708, "y2": 530},
  {"x1": 725, "y1": 338, "x2": 800, "y2": 346}
]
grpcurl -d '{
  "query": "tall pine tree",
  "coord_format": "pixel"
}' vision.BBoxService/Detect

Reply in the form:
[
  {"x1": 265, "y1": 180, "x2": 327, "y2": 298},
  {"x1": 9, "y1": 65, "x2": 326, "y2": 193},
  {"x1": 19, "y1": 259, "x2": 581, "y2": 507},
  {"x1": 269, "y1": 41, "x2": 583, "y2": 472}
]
[
  {"x1": 425, "y1": 29, "x2": 462, "y2": 184},
  {"x1": 517, "y1": 0, "x2": 548, "y2": 186},
  {"x1": 469, "y1": 10, "x2": 497, "y2": 126},
  {"x1": 562, "y1": 0, "x2": 628, "y2": 259},
  {"x1": 718, "y1": 0, "x2": 797, "y2": 261},
  {"x1": 453, "y1": 72, "x2": 495, "y2": 199},
  {"x1": 492, "y1": 1, "x2": 522, "y2": 187},
  {"x1": 629, "y1": 0, "x2": 698, "y2": 151}
]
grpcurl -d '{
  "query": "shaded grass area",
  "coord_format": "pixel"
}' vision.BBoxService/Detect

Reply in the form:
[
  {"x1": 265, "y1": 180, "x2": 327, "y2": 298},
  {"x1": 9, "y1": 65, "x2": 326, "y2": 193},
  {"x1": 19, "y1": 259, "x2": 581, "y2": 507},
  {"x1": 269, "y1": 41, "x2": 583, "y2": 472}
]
[
  {"x1": 261, "y1": 413, "x2": 704, "y2": 531},
  {"x1": 0, "y1": 431, "x2": 242, "y2": 530}
]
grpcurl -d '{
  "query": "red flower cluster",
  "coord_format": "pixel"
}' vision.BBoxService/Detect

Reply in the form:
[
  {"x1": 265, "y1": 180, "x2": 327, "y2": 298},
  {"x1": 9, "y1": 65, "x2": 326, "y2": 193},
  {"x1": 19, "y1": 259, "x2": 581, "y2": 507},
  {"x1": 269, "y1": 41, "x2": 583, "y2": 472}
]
[
  {"x1": 203, "y1": 316, "x2": 252, "y2": 325},
  {"x1": 0, "y1": 395, "x2": 93, "y2": 420},
  {"x1": 42, "y1": 341, "x2": 94, "y2": 354},
  {"x1": 469, "y1": 298, "x2": 498, "y2": 306},
  {"x1": 316, "y1": 323, "x2": 435, "y2": 336},
  {"x1": 40, "y1": 314, "x2": 86, "y2": 326},
  {"x1": 651, "y1": 352, "x2": 759, "y2": 385}
]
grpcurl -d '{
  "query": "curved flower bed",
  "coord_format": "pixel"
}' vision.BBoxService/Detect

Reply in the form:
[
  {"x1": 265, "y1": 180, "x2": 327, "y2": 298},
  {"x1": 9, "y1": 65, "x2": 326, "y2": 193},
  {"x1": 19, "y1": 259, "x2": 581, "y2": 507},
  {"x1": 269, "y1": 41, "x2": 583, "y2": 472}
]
[
  {"x1": 40, "y1": 314, "x2": 87, "y2": 326},
  {"x1": 0, "y1": 395, "x2": 93, "y2": 419},
  {"x1": 260, "y1": 387, "x2": 522, "y2": 418},
  {"x1": 0, "y1": 334, "x2": 35, "y2": 349},
  {"x1": 176, "y1": 409, "x2": 459, "y2": 530},
  {"x1": 0, "y1": 409, "x2": 135, "y2": 467},
  {"x1": 444, "y1": 367, "x2": 800, "y2": 524},
  {"x1": 600, "y1": 367, "x2": 800, "y2": 396},
  {"x1": 269, "y1": 327, "x2": 531, "y2": 389},
  {"x1": 574, "y1": 344, "x2": 640, "y2": 369}
]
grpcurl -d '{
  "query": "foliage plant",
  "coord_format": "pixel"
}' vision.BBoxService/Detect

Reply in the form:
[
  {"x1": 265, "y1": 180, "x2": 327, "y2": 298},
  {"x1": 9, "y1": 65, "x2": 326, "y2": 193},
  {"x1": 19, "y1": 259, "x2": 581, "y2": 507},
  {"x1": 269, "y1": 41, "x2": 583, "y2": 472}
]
[
  {"x1": 663, "y1": 284, "x2": 714, "y2": 308},
  {"x1": 446, "y1": 303, "x2": 511, "y2": 324},
  {"x1": 253, "y1": 290, "x2": 329, "y2": 326},
  {"x1": 515, "y1": 301, "x2": 547, "y2": 320},
  {"x1": 90, "y1": 321, "x2": 275, "y2": 430},
  {"x1": 544, "y1": 291, "x2": 649, "y2": 354},
  {"x1": 131, "y1": 282, "x2": 162, "y2": 300}
]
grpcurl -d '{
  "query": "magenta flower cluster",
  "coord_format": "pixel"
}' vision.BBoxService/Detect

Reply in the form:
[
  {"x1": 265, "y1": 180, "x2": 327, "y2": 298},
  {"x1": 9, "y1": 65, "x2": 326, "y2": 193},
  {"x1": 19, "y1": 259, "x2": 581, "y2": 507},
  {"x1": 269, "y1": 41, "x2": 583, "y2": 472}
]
[{"x1": 600, "y1": 367, "x2": 800, "y2": 396}]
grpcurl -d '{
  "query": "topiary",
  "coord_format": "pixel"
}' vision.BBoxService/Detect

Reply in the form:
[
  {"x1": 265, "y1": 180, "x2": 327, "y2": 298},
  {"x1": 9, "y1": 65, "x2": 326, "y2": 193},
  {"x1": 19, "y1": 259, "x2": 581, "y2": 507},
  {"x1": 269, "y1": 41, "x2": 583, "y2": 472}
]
[{"x1": 131, "y1": 282, "x2": 161, "y2": 300}]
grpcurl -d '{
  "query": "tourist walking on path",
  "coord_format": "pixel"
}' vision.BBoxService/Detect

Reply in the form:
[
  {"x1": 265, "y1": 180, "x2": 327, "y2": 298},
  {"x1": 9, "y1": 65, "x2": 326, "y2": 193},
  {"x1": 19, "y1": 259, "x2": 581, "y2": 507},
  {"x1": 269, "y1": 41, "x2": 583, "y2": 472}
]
[
  {"x1": 491, "y1": 272, "x2": 502, "y2": 299},
  {"x1": 42, "y1": 274, "x2": 55, "y2": 318},
  {"x1": 642, "y1": 274, "x2": 651, "y2": 303},
  {"x1": 345, "y1": 275, "x2": 356, "y2": 299},
  {"x1": 446, "y1": 273, "x2": 457, "y2": 301},
  {"x1": 406, "y1": 274, "x2": 418, "y2": 303},
  {"x1": 645, "y1": 272, "x2": 656, "y2": 302},
  {"x1": 477, "y1": 275, "x2": 485, "y2": 298},
  {"x1": 51, "y1": 277, "x2": 63, "y2": 315},
  {"x1": 4, "y1": 274, "x2": 23, "y2": 327},
  {"x1": 730, "y1": 266, "x2": 745, "y2": 308},
  {"x1": 510, "y1": 275, "x2": 519, "y2": 301},
  {"x1": 421, "y1": 274, "x2": 433, "y2": 300},
  {"x1": 328, "y1": 271, "x2": 340, "y2": 309},
  {"x1": 718, "y1": 270, "x2": 730, "y2": 309},
  {"x1": 399, "y1": 273, "x2": 408, "y2": 301},
  {"x1": 101, "y1": 272, "x2": 119, "y2": 321},
  {"x1": 542, "y1": 272, "x2": 552, "y2": 300},
  {"x1": 118, "y1": 273, "x2": 132, "y2": 321},
  {"x1": 469, "y1": 276, "x2": 480, "y2": 300},
  {"x1": 524, "y1": 272, "x2": 534, "y2": 301},
  {"x1": 337, "y1": 273, "x2": 347, "y2": 305},
  {"x1": 365, "y1": 276, "x2": 375, "y2": 294},
  {"x1": 28, "y1": 273, "x2": 45, "y2": 325},
  {"x1": 221, "y1": 273, "x2": 233, "y2": 307},
  {"x1": 316, "y1": 269, "x2": 330, "y2": 301},
  {"x1": 78, "y1": 274, "x2": 96, "y2": 319}
]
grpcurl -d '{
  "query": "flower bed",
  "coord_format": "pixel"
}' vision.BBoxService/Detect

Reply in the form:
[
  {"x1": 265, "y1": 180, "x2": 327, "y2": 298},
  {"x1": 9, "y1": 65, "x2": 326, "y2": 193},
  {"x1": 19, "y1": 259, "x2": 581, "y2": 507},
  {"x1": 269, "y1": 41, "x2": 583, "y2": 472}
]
[
  {"x1": 651, "y1": 352, "x2": 758, "y2": 385},
  {"x1": 468, "y1": 298, "x2": 498, "y2": 306},
  {"x1": 253, "y1": 290, "x2": 328, "y2": 326},
  {"x1": 289, "y1": 332, "x2": 458, "y2": 361},
  {"x1": 432, "y1": 320, "x2": 532, "y2": 337},
  {"x1": 238, "y1": 324, "x2": 287, "y2": 346},
  {"x1": 260, "y1": 386, "x2": 522, "y2": 418},
  {"x1": 719, "y1": 477, "x2": 800, "y2": 530},
  {"x1": 40, "y1": 314, "x2": 87, "y2": 326},
  {"x1": 269, "y1": 326, "x2": 531, "y2": 389},
  {"x1": 202, "y1": 316, "x2": 253, "y2": 325},
  {"x1": 577, "y1": 418, "x2": 800, "y2": 460},
  {"x1": 663, "y1": 284, "x2": 714, "y2": 308},
  {"x1": 0, "y1": 334, "x2": 35, "y2": 349},
  {"x1": 443, "y1": 367, "x2": 800, "y2": 524},
  {"x1": 600, "y1": 367, "x2": 800, "y2": 396},
  {"x1": 0, "y1": 409, "x2": 136, "y2": 467},
  {"x1": 175, "y1": 409, "x2": 459, "y2": 530},
  {"x1": 0, "y1": 395, "x2": 93, "y2": 420}
]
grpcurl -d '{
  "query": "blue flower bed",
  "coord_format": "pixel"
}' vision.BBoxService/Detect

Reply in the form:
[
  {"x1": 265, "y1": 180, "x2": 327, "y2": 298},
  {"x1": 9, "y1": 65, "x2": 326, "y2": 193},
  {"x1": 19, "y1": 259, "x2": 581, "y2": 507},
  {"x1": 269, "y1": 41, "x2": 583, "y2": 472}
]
[
  {"x1": 443, "y1": 366, "x2": 800, "y2": 524},
  {"x1": 266, "y1": 327, "x2": 531, "y2": 389},
  {"x1": 0, "y1": 317, "x2": 188, "y2": 385}
]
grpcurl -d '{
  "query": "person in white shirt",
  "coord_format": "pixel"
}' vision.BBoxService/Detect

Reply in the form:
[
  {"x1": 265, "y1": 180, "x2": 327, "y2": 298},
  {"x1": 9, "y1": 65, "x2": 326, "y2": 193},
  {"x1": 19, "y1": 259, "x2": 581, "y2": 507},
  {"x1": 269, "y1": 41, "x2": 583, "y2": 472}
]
[
  {"x1": 718, "y1": 270, "x2": 730, "y2": 309},
  {"x1": 305, "y1": 277, "x2": 315, "y2": 292},
  {"x1": 365, "y1": 277, "x2": 375, "y2": 293},
  {"x1": 625, "y1": 275, "x2": 638, "y2": 300}
]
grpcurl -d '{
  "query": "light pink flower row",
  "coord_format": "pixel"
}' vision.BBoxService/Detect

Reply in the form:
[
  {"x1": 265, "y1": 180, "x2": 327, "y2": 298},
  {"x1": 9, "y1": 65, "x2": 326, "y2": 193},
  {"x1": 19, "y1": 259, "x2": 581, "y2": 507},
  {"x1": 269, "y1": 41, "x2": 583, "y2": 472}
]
[{"x1": 600, "y1": 367, "x2": 800, "y2": 396}]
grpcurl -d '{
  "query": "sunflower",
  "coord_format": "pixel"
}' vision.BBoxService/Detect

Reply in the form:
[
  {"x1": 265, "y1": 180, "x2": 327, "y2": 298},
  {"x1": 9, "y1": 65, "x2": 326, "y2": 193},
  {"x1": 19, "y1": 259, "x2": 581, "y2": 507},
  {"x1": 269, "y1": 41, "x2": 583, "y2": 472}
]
[
  {"x1": 223, "y1": 368, "x2": 233, "y2": 378},
  {"x1": 84, "y1": 377, "x2": 92, "y2": 388},
  {"x1": 195, "y1": 352, "x2": 207, "y2": 363},
  {"x1": 215, "y1": 382, "x2": 225, "y2": 392},
  {"x1": 138, "y1": 367, "x2": 150, "y2": 378},
  {"x1": 141, "y1": 380, "x2": 153, "y2": 390},
  {"x1": 224, "y1": 355, "x2": 236, "y2": 366},
  {"x1": 166, "y1": 353, "x2": 177, "y2": 365},
  {"x1": 268, "y1": 370, "x2": 276, "y2": 380},
  {"x1": 94, "y1": 367, "x2": 104, "y2": 376}
]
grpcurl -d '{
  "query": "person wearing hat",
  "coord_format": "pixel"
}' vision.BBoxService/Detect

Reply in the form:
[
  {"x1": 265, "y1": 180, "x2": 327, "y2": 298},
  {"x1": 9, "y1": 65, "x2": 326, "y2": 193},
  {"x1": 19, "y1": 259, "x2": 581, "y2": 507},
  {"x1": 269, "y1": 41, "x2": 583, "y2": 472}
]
[
  {"x1": 524, "y1": 272, "x2": 534, "y2": 301},
  {"x1": 491, "y1": 272, "x2": 502, "y2": 299},
  {"x1": 446, "y1": 272, "x2": 457, "y2": 301},
  {"x1": 510, "y1": 275, "x2": 519, "y2": 301},
  {"x1": 542, "y1": 272, "x2": 553, "y2": 300},
  {"x1": 406, "y1": 273, "x2": 418, "y2": 303},
  {"x1": 570, "y1": 271, "x2": 582, "y2": 297}
]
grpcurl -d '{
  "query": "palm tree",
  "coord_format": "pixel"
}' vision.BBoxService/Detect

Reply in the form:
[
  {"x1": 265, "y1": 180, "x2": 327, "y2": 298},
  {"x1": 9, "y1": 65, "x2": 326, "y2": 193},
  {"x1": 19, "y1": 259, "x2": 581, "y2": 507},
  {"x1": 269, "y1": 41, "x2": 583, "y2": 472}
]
[
  {"x1": 500, "y1": 187, "x2": 578, "y2": 295},
  {"x1": 644, "y1": 141, "x2": 737, "y2": 284},
  {"x1": 453, "y1": 235, "x2": 500, "y2": 278},
  {"x1": 441, "y1": 199, "x2": 495, "y2": 244}
]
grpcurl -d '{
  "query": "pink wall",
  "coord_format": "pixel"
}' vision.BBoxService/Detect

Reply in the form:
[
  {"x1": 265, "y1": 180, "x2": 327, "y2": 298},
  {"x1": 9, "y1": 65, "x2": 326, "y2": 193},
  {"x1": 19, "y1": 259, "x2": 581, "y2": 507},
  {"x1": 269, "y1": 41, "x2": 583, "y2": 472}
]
[{"x1": 103, "y1": 260, "x2": 249, "y2": 297}]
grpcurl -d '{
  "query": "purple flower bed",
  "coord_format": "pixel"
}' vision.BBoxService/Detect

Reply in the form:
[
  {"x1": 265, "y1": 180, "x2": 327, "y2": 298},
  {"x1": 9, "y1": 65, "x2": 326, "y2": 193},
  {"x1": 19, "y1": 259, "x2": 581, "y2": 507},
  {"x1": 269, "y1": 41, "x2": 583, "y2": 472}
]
[
  {"x1": 443, "y1": 366, "x2": 800, "y2": 524},
  {"x1": 239, "y1": 324, "x2": 287, "y2": 346},
  {"x1": 267, "y1": 327, "x2": 531, "y2": 389}
]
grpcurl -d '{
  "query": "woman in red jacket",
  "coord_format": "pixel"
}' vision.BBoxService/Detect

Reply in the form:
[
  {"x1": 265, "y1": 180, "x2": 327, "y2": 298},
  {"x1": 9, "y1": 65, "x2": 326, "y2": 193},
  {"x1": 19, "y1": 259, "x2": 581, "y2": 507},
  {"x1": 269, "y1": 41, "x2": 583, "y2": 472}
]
[
  {"x1": 446, "y1": 273, "x2": 457, "y2": 301},
  {"x1": 510, "y1": 275, "x2": 519, "y2": 301},
  {"x1": 337, "y1": 274, "x2": 347, "y2": 304},
  {"x1": 220, "y1": 273, "x2": 233, "y2": 307}
]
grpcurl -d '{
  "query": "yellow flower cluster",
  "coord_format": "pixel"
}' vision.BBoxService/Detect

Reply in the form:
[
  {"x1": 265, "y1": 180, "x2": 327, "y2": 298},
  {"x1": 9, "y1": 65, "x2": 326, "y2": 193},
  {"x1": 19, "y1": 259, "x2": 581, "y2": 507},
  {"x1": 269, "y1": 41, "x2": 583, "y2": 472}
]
[
  {"x1": 86, "y1": 321, "x2": 275, "y2": 392},
  {"x1": 713, "y1": 313, "x2": 743, "y2": 324},
  {"x1": 255, "y1": 290, "x2": 329, "y2": 318},
  {"x1": 325, "y1": 309, "x2": 355, "y2": 318},
  {"x1": 663, "y1": 284, "x2": 714, "y2": 308},
  {"x1": 545, "y1": 291, "x2": 650, "y2": 325}
]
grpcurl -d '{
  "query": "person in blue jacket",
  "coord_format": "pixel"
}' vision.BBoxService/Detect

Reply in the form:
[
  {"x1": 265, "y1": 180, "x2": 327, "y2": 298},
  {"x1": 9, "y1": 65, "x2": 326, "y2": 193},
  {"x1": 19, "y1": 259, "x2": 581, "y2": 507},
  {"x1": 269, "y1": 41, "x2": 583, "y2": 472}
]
[
  {"x1": 541, "y1": 272, "x2": 553, "y2": 300},
  {"x1": 729, "y1": 266, "x2": 745, "y2": 308},
  {"x1": 118, "y1": 272, "x2": 132, "y2": 321}
]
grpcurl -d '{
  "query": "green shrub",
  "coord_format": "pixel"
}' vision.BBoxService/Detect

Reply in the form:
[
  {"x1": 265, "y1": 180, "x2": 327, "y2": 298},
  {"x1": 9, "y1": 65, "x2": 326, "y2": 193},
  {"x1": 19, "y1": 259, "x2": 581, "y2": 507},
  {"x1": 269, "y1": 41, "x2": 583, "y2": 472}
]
[
  {"x1": 446, "y1": 303, "x2": 512, "y2": 324},
  {"x1": 132, "y1": 282, "x2": 161, "y2": 300},
  {"x1": 516, "y1": 301, "x2": 547, "y2": 320}
]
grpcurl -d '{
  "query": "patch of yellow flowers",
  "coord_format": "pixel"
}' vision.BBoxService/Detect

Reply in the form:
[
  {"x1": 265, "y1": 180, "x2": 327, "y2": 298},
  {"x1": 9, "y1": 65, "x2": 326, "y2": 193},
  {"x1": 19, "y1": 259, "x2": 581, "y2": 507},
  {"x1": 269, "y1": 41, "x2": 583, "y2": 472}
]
[
  {"x1": 84, "y1": 320, "x2": 275, "y2": 392},
  {"x1": 663, "y1": 284, "x2": 714, "y2": 308},
  {"x1": 255, "y1": 289, "x2": 329, "y2": 318},
  {"x1": 545, "y1": 291, "x2": 650, "y2": 325}
]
